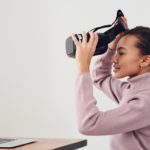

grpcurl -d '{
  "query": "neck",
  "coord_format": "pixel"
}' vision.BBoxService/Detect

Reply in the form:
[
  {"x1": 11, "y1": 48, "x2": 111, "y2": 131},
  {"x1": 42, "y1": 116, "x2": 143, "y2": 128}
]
[
  {"x1": 127, "y1": 72, "x2": 150, "y2": 89},
  {"x1": 129, "y1": 65, "x2": 150, "y2": 78}
]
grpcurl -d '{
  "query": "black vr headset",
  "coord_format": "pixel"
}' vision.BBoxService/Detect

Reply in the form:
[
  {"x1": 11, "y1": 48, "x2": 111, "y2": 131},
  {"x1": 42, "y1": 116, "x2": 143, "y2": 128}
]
[{"x1": 65, "y1": 10, "x2": 128, "y2": 58}]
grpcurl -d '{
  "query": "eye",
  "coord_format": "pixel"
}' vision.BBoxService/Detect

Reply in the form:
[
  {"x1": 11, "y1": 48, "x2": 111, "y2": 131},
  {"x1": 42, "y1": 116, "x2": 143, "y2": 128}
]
[{"x1": 118, "y1": 52, "x2": 124, "y2": 56}]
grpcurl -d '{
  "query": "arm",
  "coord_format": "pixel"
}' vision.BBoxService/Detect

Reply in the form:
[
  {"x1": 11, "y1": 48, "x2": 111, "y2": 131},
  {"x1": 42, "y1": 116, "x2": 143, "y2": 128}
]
[
  {"x1": 75, "y1": 73, "x2": 150, "y2": 135},
  {"x1": 91, "y1": 48, "x2": 129, "y2": 104}
]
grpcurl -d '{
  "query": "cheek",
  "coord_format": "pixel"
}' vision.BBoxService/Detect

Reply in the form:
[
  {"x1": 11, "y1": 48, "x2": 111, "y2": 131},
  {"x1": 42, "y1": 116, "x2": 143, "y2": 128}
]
[{"x1": 119, "y1": 55, "x2": 140, "y2": 70}]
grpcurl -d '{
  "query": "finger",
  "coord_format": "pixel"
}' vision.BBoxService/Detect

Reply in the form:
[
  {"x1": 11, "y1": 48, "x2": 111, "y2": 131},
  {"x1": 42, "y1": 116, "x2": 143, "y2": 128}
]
[
  {"x1": 116, "y1": 33, "x2": 122, "y2": 40},
  {"x1": 121, "y1": 16, "x2": 127, "y2": 20},
  {"x1": 121, "y1": 16, "x2": 128, "y2": 26},
  {"x1": 82, "y1": 31, "x2": 87, "y2": 44},
  {"x1": 88, "y1": 32, "x2": 95, "y2": 47},
  {"x1": 71, "y1": 33, "x2": 80, "y2": 47},
  {"x1": 91, "y1": 32, "x2": 99, "y2": 54},
  {"x1": 122, "y1": 16, "x2": 127, "y2": 21},
  {"x1": 115, "y1": 32, "x2": 124, "y2": 42},
  {"x1": 120, "y1": 32, "x2": 125, "y2": 36},
  {"x1": 122, "y1": 17, "x2": 127, "y2": 24},
  {"x1": 114, "y1": 20, "x2": 118, "y2": 26}
]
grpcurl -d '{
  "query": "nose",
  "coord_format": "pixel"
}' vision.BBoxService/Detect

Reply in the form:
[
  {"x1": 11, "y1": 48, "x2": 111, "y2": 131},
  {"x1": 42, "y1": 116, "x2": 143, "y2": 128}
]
[{"x1": 111, "y1": 54, "x2": 118, "y2": 64}]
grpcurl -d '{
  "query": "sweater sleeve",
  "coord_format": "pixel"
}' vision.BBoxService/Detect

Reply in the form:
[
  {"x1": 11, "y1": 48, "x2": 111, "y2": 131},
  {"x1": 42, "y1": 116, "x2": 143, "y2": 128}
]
[
  {"x1": 91, "y1": 48, "x2": 129, "y2": 104},
  {"x1": 75, "y1": 72, "x2": 150, "y2": 135}
]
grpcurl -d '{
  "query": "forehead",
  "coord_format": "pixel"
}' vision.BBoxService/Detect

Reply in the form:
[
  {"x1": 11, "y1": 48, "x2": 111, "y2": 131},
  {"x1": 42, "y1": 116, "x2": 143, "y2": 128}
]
[{"x1": 116, "y1": 35, "x2": 139, "y2": 51}]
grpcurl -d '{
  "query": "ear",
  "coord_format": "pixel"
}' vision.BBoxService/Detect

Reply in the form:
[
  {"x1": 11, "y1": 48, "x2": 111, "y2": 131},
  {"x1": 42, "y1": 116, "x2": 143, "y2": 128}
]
[{"x1": 140, "y1": 55, "x2": 150, "y2": 67}]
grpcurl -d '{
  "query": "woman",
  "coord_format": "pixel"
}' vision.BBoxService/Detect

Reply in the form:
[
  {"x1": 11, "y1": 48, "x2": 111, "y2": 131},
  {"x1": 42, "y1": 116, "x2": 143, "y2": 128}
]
[{"x1": 72, "y1": 17, "x2": 150, "y2": 150}]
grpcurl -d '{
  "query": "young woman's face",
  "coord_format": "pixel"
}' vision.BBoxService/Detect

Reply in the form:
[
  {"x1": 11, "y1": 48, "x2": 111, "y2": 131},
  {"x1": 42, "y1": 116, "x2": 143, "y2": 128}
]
[{"x1": 112, "y1": 35, "x2": 143, "y2": 79}]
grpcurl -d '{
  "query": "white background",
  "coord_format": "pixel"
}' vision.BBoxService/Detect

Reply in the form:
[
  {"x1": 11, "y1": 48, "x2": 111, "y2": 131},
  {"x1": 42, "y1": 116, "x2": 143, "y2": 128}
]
[{"x1": 0, "y1": 0, "x2": 150, "y2": 149}]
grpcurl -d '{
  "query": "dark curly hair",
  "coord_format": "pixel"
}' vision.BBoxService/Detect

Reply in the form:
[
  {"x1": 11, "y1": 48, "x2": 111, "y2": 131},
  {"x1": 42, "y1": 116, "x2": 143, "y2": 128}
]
[{"x1": 124, "y1": 26, "x2": 150, "y2": 55}]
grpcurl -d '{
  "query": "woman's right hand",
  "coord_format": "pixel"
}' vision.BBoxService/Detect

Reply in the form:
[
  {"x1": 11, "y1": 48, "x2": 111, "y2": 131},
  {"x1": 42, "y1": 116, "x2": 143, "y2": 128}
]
[{"x1": 108, "y1": 16, "x2": 128, "y2": 51}]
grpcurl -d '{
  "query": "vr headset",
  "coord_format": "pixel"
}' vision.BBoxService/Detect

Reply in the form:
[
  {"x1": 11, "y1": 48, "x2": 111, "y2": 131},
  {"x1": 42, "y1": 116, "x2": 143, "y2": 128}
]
[{"x1": 65, "y1": 10, "x2": 128, "y2": 58}]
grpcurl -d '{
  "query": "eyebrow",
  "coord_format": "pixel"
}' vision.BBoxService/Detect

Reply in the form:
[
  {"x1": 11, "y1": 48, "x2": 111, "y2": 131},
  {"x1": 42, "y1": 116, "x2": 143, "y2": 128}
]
[{"x1": 116, "y1": 46, "x2": 127, "y2": 52}]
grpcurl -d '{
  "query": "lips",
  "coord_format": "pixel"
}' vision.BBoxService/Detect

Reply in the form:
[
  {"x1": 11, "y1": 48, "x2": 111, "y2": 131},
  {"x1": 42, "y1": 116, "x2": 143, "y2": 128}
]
[
  {"x1": 114, "y1": 67, "x2": 120, "y2": 69},
  {"x1": 113, "y1": 65, "x2": 120, "y2": 72},
  {"x1": 113, "y1": 65, "x2": 120, "y2": 69},
  {"x1": 113, "y1": 68, "x2": 120, "y2": 73}
]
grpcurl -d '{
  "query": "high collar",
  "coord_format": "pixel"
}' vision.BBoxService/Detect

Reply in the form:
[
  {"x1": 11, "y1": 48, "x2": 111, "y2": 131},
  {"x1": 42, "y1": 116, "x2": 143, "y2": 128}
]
[{"x1": 127, "y1": 72, "x2": 150, "y2": 88}]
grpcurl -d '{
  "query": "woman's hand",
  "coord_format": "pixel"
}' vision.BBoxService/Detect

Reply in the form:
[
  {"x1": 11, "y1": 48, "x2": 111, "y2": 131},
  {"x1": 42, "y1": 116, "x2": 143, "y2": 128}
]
[
  {"x1": 72, "y1": 31, "x2": 98, "y2": 72},
  {"x1": 108, "y1": 16, "x2": 128, "y2": 51}
]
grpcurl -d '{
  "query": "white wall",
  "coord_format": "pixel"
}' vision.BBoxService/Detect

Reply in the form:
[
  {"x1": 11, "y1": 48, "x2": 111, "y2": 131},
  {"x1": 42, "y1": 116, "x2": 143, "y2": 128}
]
[{"x1": 0, "y1": 0, "x2": 150, "y2": 149}]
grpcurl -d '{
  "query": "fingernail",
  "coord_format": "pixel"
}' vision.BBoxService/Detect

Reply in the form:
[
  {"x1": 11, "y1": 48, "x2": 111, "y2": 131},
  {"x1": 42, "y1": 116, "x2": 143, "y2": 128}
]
[{"x1": 71, "y1": 33, "x2": 75, "y2": 38}]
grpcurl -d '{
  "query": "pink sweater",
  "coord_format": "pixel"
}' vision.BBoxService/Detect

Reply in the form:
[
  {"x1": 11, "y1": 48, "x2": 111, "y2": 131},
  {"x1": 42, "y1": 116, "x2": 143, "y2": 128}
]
[{"x1": 75, "y1": 48, "x2": 150, "y2": 150}]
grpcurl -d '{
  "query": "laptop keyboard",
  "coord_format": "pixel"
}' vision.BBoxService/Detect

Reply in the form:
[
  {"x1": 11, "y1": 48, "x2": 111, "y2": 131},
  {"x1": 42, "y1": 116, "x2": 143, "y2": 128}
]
[{"x1": 0, "y1": 138, "x2": 16, "y2": 144}]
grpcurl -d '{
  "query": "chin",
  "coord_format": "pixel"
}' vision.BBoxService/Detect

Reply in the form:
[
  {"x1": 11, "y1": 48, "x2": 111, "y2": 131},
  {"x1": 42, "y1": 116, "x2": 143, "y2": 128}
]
[{"x1": 114, "y1": 73, "x2": 127, "y2": 79}]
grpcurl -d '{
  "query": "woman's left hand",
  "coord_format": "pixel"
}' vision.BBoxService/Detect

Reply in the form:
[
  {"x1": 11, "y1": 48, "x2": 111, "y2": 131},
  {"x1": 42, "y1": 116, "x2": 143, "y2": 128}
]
[{"x1": 72, "y1": 31, "x2": 98, "y2": 72}]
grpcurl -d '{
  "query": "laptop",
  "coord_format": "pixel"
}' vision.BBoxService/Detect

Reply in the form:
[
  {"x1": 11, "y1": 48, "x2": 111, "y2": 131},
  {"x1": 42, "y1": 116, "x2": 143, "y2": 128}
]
[{"x1": 0, "y1": 138, "x2": 36, "y2": 148}]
